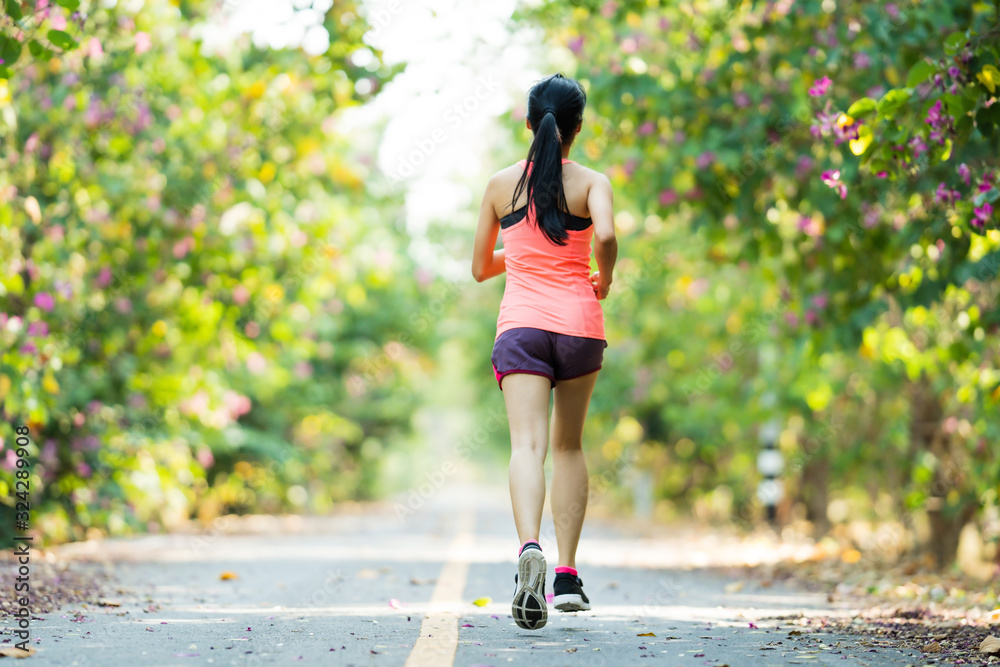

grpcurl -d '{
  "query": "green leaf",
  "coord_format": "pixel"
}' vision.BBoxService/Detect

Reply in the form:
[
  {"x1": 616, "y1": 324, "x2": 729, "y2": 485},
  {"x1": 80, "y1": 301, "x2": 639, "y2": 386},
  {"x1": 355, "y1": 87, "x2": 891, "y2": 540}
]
[
  {"x1": 876, "y1": 89, "x2": 911, "y2": 119},
  {"x1": 906, "y1": 61, "x2": 936, "y2": 88},
  {"x1": 46, "y1": 29, "x2": 77, "y2": 50},
  {"x1": 974, "y1": 188, "x2": 999, "y2": 207},
  {"x1": 846, "y1": 97, "x2": 877, "y2": 118},
  {"x1": 54, "y1": 0, "x2": 80, "y2": 9},
  {"x1": 944, "y1": 32, "x2": 967, "y2": 55},
  {"x1": 4, "y1": 0, "x2": 22, "y2": 20},
  {"x1": 976, "y1": 104, "x2": 1000, "y2": 137},
  {"x1": 0, "y1": 35, "x2": 22, "y2": 69},
  {"x1": 942, "y1": 93, "x2": 973, "y2": 118}
]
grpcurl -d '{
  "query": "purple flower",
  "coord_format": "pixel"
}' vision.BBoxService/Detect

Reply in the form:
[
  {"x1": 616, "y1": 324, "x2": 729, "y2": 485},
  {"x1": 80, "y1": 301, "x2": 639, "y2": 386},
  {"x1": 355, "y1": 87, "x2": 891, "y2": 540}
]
[
  {"x1": 934, "y1": 183, "x2": 961, "y2": 205},
  {"x1": 658, "y1": 189, "x2": 678, "y2": 206},
  {"x1": 696, "y1": 151, "x2": 715, "y2": 169},
  {"x1": 27, "y1": 321, "x2": 49, "y2": 337},
  {"x1": 568, "y1": 36, "x2": 584, "y2": 54},
  {"x1": 958, "y1": 163, "x2": 971, "y2": 186},
  {"x1": 812, "y1": 293, "x2": 828, "y2": 309},
  {"x1": 973, "y1": 202, "x2": 993, "y2": 227},
  {"x1": 34, "y1": 292, "x2": 55, "y2": 311},
  {"x1": 821, "y1": 170, "x2": 848, "y2": 199},
  {"x1": 637, "y1": 121, "x2": 655, "y2": 136},
  {"x1": 978, "y1": 181, "x2": 992, "y2": 193},
  {"x1": 808, "y1": 76, "x2": 832, "y2": 97},
  {"x1": 796, "y1": 156, "x2": 814, "y2": 178},
  {"x1": 96, "y1": 266, "x2": 113, "y2": 289},
  {"x1": 909, "y1": 135, "x2": 928, "y2": 157}
]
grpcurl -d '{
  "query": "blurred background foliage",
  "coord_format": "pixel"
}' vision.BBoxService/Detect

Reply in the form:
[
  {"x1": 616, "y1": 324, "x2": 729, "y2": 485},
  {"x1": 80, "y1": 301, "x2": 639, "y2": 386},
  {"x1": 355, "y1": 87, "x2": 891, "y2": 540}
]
[{"x1": 1, "y1": 0, "x2": 998, "y2": 575}]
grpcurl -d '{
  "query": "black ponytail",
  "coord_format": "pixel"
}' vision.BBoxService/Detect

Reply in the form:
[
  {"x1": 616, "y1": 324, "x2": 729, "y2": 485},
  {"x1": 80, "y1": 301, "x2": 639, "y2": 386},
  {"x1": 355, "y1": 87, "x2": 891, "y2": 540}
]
[{"x1": 510, "y1": 73, "x2": 587, "y2": 247}]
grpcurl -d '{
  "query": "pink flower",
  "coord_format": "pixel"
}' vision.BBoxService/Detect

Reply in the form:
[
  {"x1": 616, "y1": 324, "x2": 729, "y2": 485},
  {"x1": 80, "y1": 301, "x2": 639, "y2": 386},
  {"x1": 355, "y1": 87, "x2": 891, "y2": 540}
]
[
  {"x1": 798, "y1": 215, "x2": 821, "y2": 237},
  {"x1": 958, "y1": 163, "x2": 970, "y2": 186},
  {"x1": 811, "y1": 293, "x2": 828, "y2": 309},
  {"x1": 696, "y1": 151, "x2": 715, "y2": 169},
  {"x1": 34, "y1": 292, "x2": 55, "y2": 311},
  {"x1": 821, "y1": 170, "x2": 847, "y2": 199},
  {"x1": 568, "y1": 36, "x2": 584, "y2": 54},
  {"x1": 96, "y1": 266, "x2": 113, "y2": 289},
  {"x1": 973, "y1": 202, "x2": 993, "y2": 228},
  {"x1": 87, "y1": 37, "x2": 104, "y2": 59},
  {"x1": 934, "y1": 183, "x2": 960, "y2": 205},
  {"x1": 247, "y1": 352, "x2": 267, "y2": 374},
  {"x1": 808, "y1": 76, "x2": 832, "y2": 97},
  {"x1": 197, "y1": 447, "x2": 214, "y2": 468},
  {"x1": 50, "y1": 13, "x2": 67, "y2": 30},
  {"x1": 27, "y1": 321, "x2": 48, "y2": 337},
  {"x1": 233, "y1": 284, "x2": 250, "y2": 306},
  {"x1": 637, "y1": 121, "x2": 655, "y2": 137},
  {"x1": 658, "y1": 189, "x2": 678, "y2": 206},
  {"x1": 135, "y1": 31, "x2": 153, "y2": 55}
]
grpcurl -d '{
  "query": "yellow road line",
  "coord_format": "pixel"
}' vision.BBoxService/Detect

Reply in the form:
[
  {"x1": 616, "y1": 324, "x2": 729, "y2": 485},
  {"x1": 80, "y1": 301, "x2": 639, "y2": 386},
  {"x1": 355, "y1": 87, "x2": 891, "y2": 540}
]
[{"x1": 404, "y1": 505, "x2": 476, "y2": 667}]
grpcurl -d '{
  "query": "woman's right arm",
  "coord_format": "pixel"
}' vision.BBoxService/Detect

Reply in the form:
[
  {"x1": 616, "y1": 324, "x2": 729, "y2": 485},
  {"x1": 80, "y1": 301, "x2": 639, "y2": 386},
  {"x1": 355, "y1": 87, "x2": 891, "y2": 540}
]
[{"x1": 588, "y1": 173, "x2": 617, "y2": 300}]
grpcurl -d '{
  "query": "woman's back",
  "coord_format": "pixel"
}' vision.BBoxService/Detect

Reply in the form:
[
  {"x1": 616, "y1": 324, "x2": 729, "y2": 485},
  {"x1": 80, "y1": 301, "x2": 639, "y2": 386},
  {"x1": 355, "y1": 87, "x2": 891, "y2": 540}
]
[{"x1": 494, "y1": 159, "x2": 605, "y2": 342}]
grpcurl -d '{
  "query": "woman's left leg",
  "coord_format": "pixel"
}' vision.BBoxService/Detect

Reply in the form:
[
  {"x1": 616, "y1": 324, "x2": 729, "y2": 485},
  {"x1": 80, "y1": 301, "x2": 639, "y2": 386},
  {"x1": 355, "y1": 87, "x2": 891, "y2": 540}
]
[{"x1": 499, "y1": 372, "x2": 553, "y2": 543}]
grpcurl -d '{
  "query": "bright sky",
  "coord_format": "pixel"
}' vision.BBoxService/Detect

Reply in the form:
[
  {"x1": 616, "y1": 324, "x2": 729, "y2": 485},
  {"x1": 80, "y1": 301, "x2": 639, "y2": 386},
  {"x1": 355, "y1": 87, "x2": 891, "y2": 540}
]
[
  {"x1": 354, "y1": 0, "x2": 551, "y2": 278},
  {"x1": 197, "y1": 0, "x2": 557, "y2": 278}
]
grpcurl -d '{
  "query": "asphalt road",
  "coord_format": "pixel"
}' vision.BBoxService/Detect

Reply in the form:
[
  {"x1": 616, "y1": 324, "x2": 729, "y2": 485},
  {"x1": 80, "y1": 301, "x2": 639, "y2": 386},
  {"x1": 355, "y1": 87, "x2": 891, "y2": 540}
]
[{"x1": 3, "y1": 482, "x2": 923, "y2": 666}]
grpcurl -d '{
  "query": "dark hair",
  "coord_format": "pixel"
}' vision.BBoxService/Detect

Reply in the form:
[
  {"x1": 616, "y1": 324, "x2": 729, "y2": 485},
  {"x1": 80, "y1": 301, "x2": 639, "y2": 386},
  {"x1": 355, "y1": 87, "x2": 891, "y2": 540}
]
[{"x1": 510, "y1": 73, "x2": 587, "y2": 246}]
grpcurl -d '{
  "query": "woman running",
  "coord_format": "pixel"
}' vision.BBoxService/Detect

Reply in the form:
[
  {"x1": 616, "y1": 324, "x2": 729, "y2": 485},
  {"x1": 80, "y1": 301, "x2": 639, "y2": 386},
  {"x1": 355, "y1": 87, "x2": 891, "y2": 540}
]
[{"x1": 471, "y1": 73, "x2": 617, "y2": 630}]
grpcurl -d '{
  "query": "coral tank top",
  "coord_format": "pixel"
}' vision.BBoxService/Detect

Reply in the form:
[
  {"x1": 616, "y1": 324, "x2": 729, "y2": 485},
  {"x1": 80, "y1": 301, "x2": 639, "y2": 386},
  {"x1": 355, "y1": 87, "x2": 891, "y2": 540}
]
[{"x1": 495, "y1": 159, "x2": 605, "y2": 342}]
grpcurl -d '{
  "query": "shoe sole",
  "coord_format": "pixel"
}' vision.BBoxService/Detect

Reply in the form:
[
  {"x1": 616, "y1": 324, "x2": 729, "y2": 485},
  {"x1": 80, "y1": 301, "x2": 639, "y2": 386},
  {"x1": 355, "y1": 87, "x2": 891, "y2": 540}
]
[
  {"x1": 512, "y1": 549, "x2": 547, "y2": 630},
  {"x1": 553, "y1": 593, "x2": 591, "y2": 612}
]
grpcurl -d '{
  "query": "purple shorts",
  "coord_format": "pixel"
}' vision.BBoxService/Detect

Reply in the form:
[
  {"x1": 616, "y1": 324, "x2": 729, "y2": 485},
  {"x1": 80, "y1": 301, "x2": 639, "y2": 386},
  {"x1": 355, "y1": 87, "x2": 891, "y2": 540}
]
[{"x1": 491, "y1": 327, "x2": 607, "y2": 391}]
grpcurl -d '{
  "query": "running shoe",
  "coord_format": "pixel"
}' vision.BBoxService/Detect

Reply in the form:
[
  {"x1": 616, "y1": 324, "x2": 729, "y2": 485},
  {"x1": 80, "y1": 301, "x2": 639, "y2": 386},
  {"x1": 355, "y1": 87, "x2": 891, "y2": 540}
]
[
  {"x1": 511, "y1": 544, "x2": 547, "y2": 629},
  {"x1": 553, "y1": 572, "x2": 591, "y2": 612}
]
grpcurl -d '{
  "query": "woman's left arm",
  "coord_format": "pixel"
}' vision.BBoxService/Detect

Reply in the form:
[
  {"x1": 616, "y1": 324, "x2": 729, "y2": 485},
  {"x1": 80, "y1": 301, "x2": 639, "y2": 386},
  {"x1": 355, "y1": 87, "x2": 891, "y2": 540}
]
[{"x1": 471, "y1": 175, "x2": 507, "y2": 282}]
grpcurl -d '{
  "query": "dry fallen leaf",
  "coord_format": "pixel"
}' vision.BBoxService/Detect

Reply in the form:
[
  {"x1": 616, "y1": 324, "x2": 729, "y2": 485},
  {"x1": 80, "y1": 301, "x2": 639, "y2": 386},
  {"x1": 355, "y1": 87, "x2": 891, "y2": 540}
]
[
  {"x1": 980, "y1": 636, "x2": 1000, "y2": 654},
  {"x1": 472, "y1": 597, "x2": 491, "y2": 607},
  {"x1": 922, "y1": 641, "x2": 942, "y2": 653},
  {"x1": 219, "y1": 571, "x2": 238, "y2": 581},
  {"x1": 0, "y1": 646, "x2": 36, "y2": 658},
  {"x1": 724, "y1": 581, "x2": 745, "y2": 594},
  {"x1": 841, "y1": 549, "x2": 862, "y2": 564},
  {"x1": 409, "y1": 577, "x2": 435, "y2": 586},
  {"x1": 565, "y1": 648, "x2": 577, "y2": 653},
  {"x1": 637, "y1": 632, "x2": 656, "y2": 637},
  {"x1": 97, "y1": 600, "x2": 122, "y2": 607}
]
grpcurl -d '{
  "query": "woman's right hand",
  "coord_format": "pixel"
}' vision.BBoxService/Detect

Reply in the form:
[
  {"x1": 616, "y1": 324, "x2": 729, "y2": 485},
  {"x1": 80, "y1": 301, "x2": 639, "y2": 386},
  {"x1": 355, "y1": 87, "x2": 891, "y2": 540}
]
[{"x1": 590, "y1": 271, "x2": 611, "y2": 300}]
